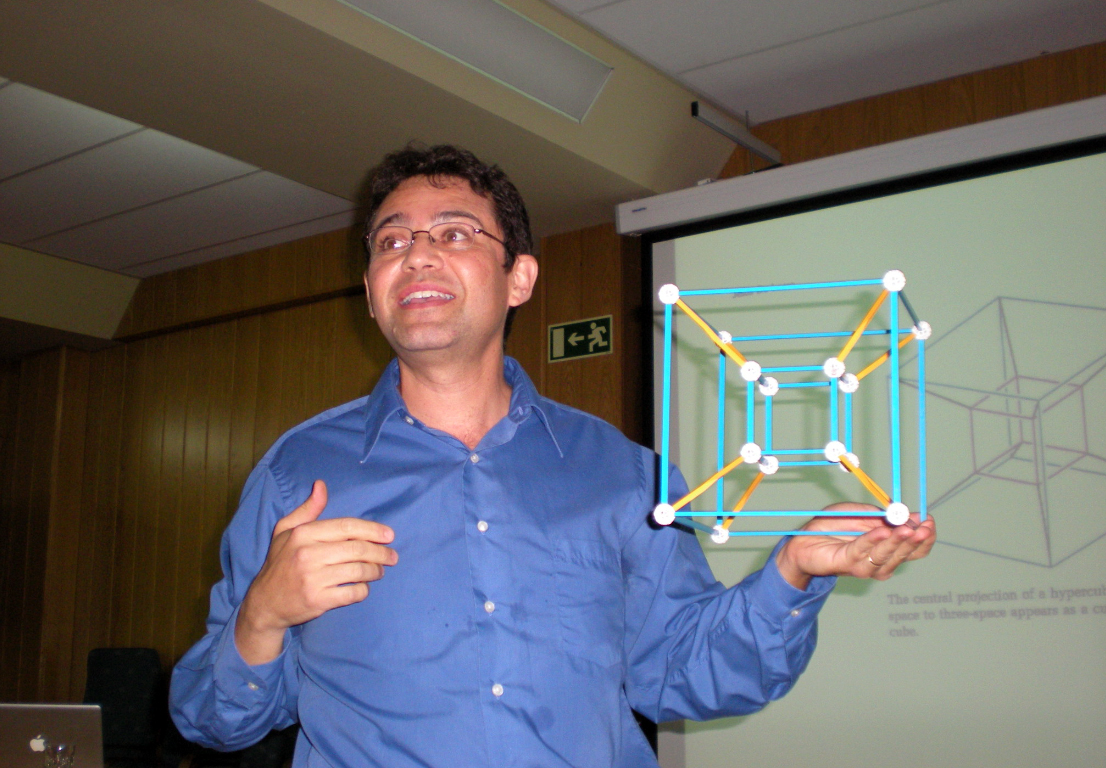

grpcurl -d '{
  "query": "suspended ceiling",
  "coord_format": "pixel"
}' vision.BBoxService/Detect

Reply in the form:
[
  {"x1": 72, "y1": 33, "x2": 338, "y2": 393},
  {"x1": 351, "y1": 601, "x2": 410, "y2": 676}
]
[{"x1": 0, "y1": 0, "x2": 1102, "y2": 360}]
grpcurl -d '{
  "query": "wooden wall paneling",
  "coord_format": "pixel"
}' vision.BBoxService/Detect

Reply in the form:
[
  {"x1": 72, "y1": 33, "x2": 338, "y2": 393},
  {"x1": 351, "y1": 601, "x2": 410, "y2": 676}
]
[
  {"x1": 196, "y1": 321, "x2": 236, "y2": 647},
  {"x1": 254, "y1": 310, "x2": 289, "y2": 466},
  {"x1": 68, "y1": 352, "x2": 104, "y2": 693},
  {"x1": 227, "y1": 316, "x2": 262, "y2": 528},
  {"x1": 0, "y1": 356, "x2": 38, "y2": 700},
  {"x1": 358, "y1": 300, "x2": 397, "y2": 402},
  {"x1": 19, "y1": 351, "x2": 60, "y2": 700},
  {"x1": 301, "y1": 299, "x2": 338, "y2": 424},
  {"x1": 69, "y1": 347, "x2": 126, "y2": 698},
  {"x1": 129, "y1": 335, "x2": 167, "y2": 651},
  {"x1": 327, "y1": 296, "x2": 360, "y2": 408},
  {"x1": 618, "y1": 236, "x2": 645, "y2": 445},
  {"x1": 280, "y1": 303, "x2": 313, "y2": 431},
  {"x1": 0, "y1": 360, "x2": 23, "y2": 700},
  {"x1": 539, "y1": 224, "x2": 627, "y2": 431},
  {"x1": 541, "y1": 229, "x2": 584, "y2": 410},
  {"x1": 39, "y1": 347, "x2": 90, "y2": 702},
  {"x1": 331, "y1": 294, "x2": 395, "y2": 407},
  {"x1": 92, "y1": 347, "x2": 127, "y2": 648},
  {"x1": 504, "y1": 291, "x2": 543, "y2": 387},
  {"x1": 112, "y1": 339, "x2": 149, "y2": 647},
  {"x1": 147, "y1": 332, "x2": 184, "y2": 663},
  {"x1": 579, "y1": 225, "x2": 622, "y2": 429},
  {"x1": 174, "y1": 326, "x2": 212, "y2": 663}
]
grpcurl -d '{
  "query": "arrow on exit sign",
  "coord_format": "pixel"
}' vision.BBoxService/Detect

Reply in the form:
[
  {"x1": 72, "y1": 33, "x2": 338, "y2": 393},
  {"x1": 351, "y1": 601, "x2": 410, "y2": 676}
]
[{"x1": 548, "y1": 315, "x2": 613, "y2": 363}]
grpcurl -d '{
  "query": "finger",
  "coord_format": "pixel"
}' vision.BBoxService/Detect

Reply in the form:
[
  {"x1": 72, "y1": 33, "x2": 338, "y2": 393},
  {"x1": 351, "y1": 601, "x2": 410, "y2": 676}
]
[
  {"x1": 868, "y1": 519, "x2": 934, "y2": 574},
  {"x1": 273, "y1": 480, "x2": 328, "y2": 537},
  {"x1": 324, "y1": 560, "x2": 387, "y2": 587},
  {"x1": 302, "y1": 516, "x2": 396, "y2": 545},
  {"x1": 309, "y1": 539, "x2": 399, "y2": 568},
  {"x1": 317, "y1": 582, "x2": 371, "y2": 612},
  {"x1": 851, "y1": 525, "x2": 903, "y2": 572},
  {"x1": 904, "y1": 517, "x2": 937, "y2": 560}
]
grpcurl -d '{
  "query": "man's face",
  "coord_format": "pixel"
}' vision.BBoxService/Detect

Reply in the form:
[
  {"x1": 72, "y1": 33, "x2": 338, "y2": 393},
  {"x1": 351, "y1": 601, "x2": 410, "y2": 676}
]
[{"x1": 364, "y1": 176, "x2": 536, "y2": 362}]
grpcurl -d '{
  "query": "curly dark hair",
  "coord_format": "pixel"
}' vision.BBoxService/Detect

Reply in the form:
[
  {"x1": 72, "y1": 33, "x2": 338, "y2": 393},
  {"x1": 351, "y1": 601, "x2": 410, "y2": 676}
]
[{"x1": 363, "y1": 144, "x2": 532, "y2": 271}]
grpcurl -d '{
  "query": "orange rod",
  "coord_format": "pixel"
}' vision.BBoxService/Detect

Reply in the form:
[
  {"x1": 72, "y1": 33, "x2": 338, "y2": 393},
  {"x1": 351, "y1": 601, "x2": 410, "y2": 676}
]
[
  {"x1": 675, "y1": 298, "x2": 748, "y2": 366},
  {"x1": 839, "y1": 456, "x2": 889, "y2": 506},
  {"x1": 722, "y1": 472, "x2": 765, "y2": 529},
  {"x1": 838, "y1": 455, "x2": 892, "y2": 507},
  {"x1": 671, "y1": 453, "x2": 747, "y2": 511},
  {"x1": 854, "y1": 331, "x2": 913, "y2": 381},
  {"x1": 837, "y1": 290, "x2": 888, "y2": 363}
]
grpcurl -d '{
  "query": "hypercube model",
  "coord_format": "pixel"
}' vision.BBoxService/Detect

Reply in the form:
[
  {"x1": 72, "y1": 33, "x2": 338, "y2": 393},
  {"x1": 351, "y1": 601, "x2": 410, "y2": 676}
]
[{"x1": 653, "y1": 271, "x2": 931, "y2": 542}]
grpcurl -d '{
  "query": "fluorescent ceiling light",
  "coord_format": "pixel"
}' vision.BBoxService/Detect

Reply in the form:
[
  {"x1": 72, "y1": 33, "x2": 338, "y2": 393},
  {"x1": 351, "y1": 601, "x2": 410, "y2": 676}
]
[{"x1": 341, "y1": 0, "x2": 612, "y2": 122}]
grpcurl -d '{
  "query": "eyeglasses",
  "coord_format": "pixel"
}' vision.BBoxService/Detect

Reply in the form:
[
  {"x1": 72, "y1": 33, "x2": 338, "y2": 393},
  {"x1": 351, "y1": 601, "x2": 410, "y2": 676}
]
[{"x1": 365, "y1": 222, "x2": 505, "y2": 257}]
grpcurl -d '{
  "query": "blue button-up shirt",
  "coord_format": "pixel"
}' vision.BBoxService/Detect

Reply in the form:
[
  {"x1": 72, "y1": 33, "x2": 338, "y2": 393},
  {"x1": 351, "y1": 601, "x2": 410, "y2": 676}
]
[{"x1": 171, "y1": 357, "x2": 834, "y2": 767}]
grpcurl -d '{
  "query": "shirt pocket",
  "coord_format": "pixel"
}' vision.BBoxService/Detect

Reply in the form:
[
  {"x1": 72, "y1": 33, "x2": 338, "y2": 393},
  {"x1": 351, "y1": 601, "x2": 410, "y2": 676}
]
[{"x1": 553, "y1": 538, "x2": 624, "y2": 667}]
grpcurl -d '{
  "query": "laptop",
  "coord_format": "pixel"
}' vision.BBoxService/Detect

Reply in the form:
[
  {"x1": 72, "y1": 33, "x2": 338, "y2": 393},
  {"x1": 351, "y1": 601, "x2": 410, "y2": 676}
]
[{"x1": 0, "y1": 703, "x2": 103, "y2": 768}]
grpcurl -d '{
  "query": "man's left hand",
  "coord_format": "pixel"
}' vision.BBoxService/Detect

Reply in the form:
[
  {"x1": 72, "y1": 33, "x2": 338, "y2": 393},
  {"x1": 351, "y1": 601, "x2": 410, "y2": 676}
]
[{"x1": 775, "y1": 503, "x2": 936, "y2": 590}]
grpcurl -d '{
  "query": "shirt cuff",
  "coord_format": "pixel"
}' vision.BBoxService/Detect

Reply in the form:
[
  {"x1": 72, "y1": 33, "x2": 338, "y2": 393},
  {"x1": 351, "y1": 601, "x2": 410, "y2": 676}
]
[
  {"x1": 212, "y1": 604, "x2": 290, "y2": 705},
  {"x1": 748, "y1": 538, "x2": 836, "y2": 626}
]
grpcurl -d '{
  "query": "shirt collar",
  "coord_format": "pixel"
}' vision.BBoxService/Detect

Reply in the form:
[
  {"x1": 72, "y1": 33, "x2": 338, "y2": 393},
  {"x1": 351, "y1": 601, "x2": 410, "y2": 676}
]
[{"x1": 361, "y1": 356, "x2": 563, "y2": 461}]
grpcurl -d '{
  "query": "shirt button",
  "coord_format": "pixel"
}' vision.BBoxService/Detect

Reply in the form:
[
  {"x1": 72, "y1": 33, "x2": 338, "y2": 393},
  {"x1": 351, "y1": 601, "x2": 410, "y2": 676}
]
[
  {"x1": 404, "y1": 415, "x2": 414, "y2": 425},
  {"x1": 477, "y1": 520, "x2": 489, "y2": 533},
  {"x1": 484, "y1": 600, "x2": 495, "y2": 614},
  {"x1": 790, "y1": 609, "x2": 801, "y2": 617},
  {"x1": 470, "y1": 453, "x2": 480, "y2": 463},
  {"x1": 247, "y1": 682, "x2": 259, "y2": 691},
  {"x1": 491, "y1": 683, "x2": 504, "y2": 697}
]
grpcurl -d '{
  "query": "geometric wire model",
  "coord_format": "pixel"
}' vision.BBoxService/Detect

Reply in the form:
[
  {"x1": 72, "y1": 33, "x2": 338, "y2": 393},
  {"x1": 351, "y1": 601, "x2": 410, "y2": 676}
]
[
  {"x1": 652, "y1": 271, "x2": 932, "y2": 542},
  {"x1": 920, "y1": 296, "x2": 1106, "y2": 566}
]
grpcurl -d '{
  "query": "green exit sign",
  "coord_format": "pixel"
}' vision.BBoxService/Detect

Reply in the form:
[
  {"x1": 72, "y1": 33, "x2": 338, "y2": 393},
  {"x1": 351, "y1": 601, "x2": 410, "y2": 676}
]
[{"x1": 548, "y1": 315, "x2": 613, "y2": 363}]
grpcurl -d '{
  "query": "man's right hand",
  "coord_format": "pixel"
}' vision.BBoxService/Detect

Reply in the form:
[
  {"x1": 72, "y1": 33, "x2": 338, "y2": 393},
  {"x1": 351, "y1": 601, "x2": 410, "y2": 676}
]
[{"x1": 234, "y1": 480, "x2": 398, "y2": 665}]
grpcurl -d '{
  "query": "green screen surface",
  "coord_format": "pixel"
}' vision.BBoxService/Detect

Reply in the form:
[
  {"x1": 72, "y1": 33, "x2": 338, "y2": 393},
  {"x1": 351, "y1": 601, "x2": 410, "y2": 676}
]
[{"x1": 659, "y1": 151, "x2": 1106, "y2": 768}]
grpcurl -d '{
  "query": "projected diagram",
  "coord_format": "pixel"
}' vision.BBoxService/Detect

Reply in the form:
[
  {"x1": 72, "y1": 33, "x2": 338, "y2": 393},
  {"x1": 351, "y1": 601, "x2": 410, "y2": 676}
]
[
  {"x1": 916, "y1": 297, "x2": 1106, "y2": 567},
  {"x1": 653, "y1": 272, "x2": 930, "y2": 541}
]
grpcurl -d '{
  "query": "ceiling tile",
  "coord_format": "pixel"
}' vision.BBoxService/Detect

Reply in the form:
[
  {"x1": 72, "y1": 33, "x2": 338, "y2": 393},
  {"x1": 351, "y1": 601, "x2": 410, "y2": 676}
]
[
  {"x1": 569, "y1": 0, "x2": 936, "y2": 74},
  {"x1": 684, "y1": 0, "x2": 1106, "y2": 121},
  {"x1": 124, "y1": 210, "x2": 359, "y2": 277},
  {"x1": 0, "y1": 129, "x2": 259, "y2": 243},
  {"x1": 26, "y1": 172, "x2": 355, "y2": 273},
  {"x1": 0, "y1": 82, "x2": 140, "y2": 179}
]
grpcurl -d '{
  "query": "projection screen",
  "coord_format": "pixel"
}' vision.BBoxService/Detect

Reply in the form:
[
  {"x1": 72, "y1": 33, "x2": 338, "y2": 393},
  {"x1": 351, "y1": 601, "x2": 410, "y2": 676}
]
[{"x1": 630, "y1": 101, "x2": 1106, "y2": 768}]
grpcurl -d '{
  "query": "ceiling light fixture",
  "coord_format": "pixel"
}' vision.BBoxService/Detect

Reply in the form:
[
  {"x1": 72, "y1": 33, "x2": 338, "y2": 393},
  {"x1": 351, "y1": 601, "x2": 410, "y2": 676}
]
[
  {"x1": 341, "y1": 0, "x2": 612, "y2": 122},
  {"x1": 692, "y1": 101, "x2": 781, "y2": 166}
]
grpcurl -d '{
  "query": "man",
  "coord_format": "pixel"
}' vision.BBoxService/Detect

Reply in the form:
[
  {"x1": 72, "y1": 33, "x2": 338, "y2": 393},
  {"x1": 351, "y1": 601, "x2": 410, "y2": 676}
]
[{"x1": 170, "y1": 145, "x2": 935, "y2": 767}]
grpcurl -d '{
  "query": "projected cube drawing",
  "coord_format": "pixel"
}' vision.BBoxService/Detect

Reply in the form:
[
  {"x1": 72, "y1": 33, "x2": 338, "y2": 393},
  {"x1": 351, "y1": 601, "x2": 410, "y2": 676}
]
[
  {"x1": 652, "y1": 272, "x2": 930, "y2": 542},
  {"x1": 918, "y1": 297, "x2": 1106, "y2": 566}
]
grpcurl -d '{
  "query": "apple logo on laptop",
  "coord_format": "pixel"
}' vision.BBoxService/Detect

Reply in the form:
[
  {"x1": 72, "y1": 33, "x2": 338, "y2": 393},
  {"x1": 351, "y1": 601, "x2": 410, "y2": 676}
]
[{"x1": 29, "y1": 734, "x2": 46, "y2": 752}]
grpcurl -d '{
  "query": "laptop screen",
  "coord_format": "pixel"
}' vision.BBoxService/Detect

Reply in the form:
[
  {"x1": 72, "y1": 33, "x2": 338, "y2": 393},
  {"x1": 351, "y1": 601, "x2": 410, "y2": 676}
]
[{"x1": 0, "y1": 703, "x2": 103, "y2": 768}]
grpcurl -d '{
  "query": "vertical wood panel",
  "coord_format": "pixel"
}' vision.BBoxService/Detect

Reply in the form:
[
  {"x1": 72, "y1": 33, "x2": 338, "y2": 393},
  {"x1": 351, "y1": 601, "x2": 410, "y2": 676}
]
[
  {"x1": 112, "y1": 340, "x2": 147, "y2": 647},
  {"x1": 194, "y1": 323, "x2": 234, "y2": 643},
  {"x1": 131, "y1": 336, "x2": 167, "y2": 650},
  {"x1": 19, "y1": 352, "x2": 58, "y2": 699},
  {"x1": 39, "y1": 348, "x2": 90, "y2": 701},
  {"x1": 0, "y1": 360, "x2": 23, "y2": 700},
  {"x1": 228, "y1": 316, "x2": 262, "y2": 525}
]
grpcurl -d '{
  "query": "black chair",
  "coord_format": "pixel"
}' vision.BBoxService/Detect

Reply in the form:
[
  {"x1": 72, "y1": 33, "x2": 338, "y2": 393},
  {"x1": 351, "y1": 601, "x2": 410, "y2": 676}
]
[{"x1": 83, "y1": 647, "x2": 163, "y2": 768}]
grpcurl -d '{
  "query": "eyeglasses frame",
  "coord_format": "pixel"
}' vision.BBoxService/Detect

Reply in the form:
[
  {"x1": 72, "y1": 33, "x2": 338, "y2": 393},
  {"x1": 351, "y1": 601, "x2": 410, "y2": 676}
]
[{"x1": 364, "y1": 222, "x2": 506, "y2": 257}]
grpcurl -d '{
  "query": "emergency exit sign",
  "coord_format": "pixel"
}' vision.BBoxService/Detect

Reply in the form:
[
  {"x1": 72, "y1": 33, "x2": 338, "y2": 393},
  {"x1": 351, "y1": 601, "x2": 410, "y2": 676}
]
[{"x1": 548, "y1": 315, "x2": 613, "y2": 363}]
